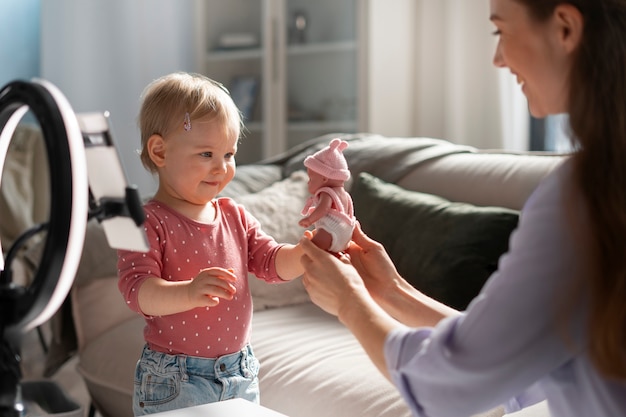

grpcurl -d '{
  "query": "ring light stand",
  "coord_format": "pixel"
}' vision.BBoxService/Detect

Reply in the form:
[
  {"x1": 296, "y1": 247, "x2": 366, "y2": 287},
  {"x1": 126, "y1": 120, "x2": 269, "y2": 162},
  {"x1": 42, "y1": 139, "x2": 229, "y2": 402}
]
[{"x1": 0, "y1": 79, "x2": 147, "y2": 416}]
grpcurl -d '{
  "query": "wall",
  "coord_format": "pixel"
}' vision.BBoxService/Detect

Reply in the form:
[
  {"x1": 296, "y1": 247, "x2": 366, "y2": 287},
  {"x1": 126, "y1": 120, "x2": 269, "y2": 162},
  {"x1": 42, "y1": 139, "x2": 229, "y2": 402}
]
[
  {"x1": 41, "y1": 0, "x2": 197, "y2": 196},
  {"x1": 6, "y1": 0, "x2": 526, "y2": 200},
  {"x1": 0, "y1": 0, "x2": 40, "y2": 87}
]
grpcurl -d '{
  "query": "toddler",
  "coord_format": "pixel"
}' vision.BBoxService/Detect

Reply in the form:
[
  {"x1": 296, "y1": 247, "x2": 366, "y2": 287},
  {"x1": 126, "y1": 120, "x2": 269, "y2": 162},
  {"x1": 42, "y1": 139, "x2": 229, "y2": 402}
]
[{"x1": 117, "y1": 72, "x2": 304, "y2": 415}]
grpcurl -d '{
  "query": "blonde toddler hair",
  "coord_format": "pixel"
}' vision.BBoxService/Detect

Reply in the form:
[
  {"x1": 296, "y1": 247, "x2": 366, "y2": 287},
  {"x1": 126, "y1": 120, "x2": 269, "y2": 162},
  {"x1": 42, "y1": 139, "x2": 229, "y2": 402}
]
[{"x1": 138, "y1": 72, "x2": 242, "y2": 173}]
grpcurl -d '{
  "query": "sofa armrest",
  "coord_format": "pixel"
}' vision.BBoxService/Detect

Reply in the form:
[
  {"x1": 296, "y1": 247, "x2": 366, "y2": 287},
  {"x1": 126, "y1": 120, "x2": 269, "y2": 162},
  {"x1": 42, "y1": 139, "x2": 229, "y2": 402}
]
[{"x1": 397, "y1": 151, "x2": 565, "y2": 211}]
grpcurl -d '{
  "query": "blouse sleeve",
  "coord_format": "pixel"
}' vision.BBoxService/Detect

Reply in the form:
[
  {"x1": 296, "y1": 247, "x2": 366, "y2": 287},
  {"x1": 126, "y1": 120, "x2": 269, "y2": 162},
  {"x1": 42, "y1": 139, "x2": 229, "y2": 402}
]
[{"x1": 384, "y1": 160, "x2": 589, "y2": 417}]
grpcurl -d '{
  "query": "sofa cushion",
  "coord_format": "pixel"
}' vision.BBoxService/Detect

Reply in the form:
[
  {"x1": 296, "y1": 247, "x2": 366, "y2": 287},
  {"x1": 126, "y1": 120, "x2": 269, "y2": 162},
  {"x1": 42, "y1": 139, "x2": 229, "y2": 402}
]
[
  {"x1": 252, "y1": 303, "x2": 505, "y2": 417},
  {"x1": 351, "y1": 172, "x2": 519, "y2": 310},
  {"x1": 77, "y1": 316, "x2": 144, "y2": 417},
  {"x1": 71, "y1": 276, "x2": 136, "y2": 352},
  {"x1": 232, "y1": 171, "x2": 311, "y2": 311},
  {"x1": 219, "y1": 164, "x2": 284, "y2": 198},
  {"x1": 22, "y1": 219, "x2": 120, "y2": 376},
  {"x1": 0, "y1": 124, "x2": 49, "y2": 251},
  {"x1": 250, "y1": 304, "x2": 412, "y2": 417}
]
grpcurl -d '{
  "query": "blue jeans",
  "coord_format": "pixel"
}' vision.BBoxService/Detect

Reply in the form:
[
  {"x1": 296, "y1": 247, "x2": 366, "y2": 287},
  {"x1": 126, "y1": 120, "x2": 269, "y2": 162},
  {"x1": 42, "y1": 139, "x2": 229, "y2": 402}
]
[{"x1": 133, "y1": 344, "x2": 260, "y2": 416}]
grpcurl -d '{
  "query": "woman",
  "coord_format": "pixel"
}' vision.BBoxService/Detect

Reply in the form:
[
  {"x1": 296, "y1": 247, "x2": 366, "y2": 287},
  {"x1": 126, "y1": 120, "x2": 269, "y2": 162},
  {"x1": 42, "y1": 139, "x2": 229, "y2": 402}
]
[{"x1": 299, "y1": 1, "x2": 626, "y2": 416}]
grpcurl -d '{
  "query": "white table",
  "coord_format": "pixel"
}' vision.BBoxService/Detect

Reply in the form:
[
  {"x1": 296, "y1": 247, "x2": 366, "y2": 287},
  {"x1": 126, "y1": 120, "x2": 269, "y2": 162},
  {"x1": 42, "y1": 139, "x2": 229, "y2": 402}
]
[{"x1": 148, "y1": 399, "x2": 288, "y2": 417}]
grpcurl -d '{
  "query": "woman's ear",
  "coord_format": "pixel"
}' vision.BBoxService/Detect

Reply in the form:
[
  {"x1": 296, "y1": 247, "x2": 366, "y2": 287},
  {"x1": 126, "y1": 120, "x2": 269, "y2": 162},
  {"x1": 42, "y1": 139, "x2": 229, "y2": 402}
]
[
  {"x1": 554, "y1": 4, "x2": 583, "y2": 53},
  {"x1": 147, "y1": 134, "x2": 166, "y2": 168}
]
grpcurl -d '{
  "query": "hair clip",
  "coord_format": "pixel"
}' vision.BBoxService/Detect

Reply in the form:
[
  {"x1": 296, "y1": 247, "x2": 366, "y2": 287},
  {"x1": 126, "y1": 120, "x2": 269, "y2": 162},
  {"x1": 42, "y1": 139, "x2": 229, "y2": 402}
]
[{"x1": 183, "y1": 112, "x2": 192, "y2": 131}]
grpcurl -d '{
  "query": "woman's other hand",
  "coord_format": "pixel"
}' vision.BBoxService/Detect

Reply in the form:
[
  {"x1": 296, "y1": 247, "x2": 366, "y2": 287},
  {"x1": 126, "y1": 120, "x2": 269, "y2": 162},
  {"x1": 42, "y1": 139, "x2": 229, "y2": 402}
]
[
  {"x1": 347, "y1": 223, "x2": 459, "y2": 326},
  {"x1": 346, "y1": 222, "x2": 404, "y2": 304},
  {"x1": 299, "y1": 235, "x2": 368, "y2": 317}
]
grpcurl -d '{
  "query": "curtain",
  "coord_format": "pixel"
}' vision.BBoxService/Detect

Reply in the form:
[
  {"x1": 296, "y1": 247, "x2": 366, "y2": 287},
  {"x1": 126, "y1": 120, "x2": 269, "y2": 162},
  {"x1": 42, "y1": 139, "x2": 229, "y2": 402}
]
[{"x1": 413, "y1": 0, "x2": 529, "y2": 150}]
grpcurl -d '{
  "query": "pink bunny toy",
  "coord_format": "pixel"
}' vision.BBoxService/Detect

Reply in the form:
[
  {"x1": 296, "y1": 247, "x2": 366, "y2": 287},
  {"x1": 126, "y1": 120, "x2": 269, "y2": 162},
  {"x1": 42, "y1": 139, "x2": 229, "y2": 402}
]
[{"x1": 299, "y1": 138, "x2": 356, "y2": 253}]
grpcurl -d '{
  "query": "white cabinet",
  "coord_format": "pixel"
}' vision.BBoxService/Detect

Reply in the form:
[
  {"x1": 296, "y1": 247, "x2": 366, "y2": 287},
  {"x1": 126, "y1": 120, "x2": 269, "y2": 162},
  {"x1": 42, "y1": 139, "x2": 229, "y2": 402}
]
[{"x1": 194, "y1": 0, "x2": 368, "y2": 164}]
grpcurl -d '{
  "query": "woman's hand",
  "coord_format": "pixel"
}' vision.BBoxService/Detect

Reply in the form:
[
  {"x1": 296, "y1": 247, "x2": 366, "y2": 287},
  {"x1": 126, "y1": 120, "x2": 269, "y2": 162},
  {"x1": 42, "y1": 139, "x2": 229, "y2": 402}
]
[
  {"x1": 348, "y1": 223, "x2": 459, "y2": 326},
  {"x1": 300, "y1": 230, "x2": 402, "y2": 381},
  {"x1": 299, "y1": 236, "x2": 368, "y2": 317},
  {"x1": 188, "y1": 267, "x2": 237, "y2": 307},
  {"x1": 346, "y1": 223, "x2": 404, "y2": 305}
]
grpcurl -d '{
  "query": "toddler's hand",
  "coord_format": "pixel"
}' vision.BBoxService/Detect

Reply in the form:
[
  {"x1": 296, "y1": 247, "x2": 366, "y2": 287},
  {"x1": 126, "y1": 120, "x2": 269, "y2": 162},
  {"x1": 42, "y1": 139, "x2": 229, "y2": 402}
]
[{"x1": 188, "y1": 267, "x2": 237, "y2": 307}]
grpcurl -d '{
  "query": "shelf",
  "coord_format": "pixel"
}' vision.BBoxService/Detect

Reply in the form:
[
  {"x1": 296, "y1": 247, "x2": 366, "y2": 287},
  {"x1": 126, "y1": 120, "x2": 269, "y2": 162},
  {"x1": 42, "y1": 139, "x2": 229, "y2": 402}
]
[
  {"x1": 206, "y1": 48, "x2": 263, "y2": 62},
  {"x1": 287, "y1": 40, "x2": 356, "y2": 56},
  {"x1": 287, "y1": 119, "x2": 357, "y2": 132},
  {"x1": 198, "y1": 0, "x2": 364, "y2": 161},
  {"x1": 206, "y1": 40, "x2": 356, "y2": 62}
]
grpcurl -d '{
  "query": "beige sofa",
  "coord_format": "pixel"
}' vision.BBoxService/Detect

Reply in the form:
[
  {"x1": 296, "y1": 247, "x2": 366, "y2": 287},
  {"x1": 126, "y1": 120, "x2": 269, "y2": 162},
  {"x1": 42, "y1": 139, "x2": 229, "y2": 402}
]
[{"x1": 10, "y1": 133, "x2": 564, "y2": 417}]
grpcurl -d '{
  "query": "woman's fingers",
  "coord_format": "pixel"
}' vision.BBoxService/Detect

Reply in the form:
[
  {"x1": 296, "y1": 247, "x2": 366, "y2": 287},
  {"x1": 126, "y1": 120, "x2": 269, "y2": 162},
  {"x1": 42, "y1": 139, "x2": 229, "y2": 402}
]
[{"x1": 350, "y1": 222, "x2": 373, "y2": 248}]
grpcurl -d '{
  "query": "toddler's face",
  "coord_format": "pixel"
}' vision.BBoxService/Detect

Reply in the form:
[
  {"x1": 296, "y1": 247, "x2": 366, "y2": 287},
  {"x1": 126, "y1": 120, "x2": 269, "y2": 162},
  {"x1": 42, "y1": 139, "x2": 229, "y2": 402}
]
[{"x1": 158, "y1": 118, "x2": 238, "y2": 206}]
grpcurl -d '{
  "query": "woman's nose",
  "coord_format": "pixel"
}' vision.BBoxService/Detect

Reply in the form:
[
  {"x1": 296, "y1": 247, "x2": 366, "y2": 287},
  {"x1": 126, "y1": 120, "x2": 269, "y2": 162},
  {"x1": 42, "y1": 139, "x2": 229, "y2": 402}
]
[{"x1": 493, "y1": 42, "x2": 505, "y2": 68}]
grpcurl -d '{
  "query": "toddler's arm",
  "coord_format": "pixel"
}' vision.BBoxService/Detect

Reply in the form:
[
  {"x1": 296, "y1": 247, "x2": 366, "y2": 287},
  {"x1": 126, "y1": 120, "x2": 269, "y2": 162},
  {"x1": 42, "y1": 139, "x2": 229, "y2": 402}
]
[
  {"x1": 274, "y1": 242, "x2": 306, "y2": 281},
  {"x1": 137, "y1": 267, "x2": 237, "y2": 316}
]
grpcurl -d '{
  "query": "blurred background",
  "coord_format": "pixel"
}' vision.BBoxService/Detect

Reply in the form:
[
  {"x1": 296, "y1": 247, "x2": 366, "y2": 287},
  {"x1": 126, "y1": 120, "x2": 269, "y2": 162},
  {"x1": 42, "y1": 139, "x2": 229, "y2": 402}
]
[{"x1": 0, "y1": 0, "x2": 570, "y2": 198}]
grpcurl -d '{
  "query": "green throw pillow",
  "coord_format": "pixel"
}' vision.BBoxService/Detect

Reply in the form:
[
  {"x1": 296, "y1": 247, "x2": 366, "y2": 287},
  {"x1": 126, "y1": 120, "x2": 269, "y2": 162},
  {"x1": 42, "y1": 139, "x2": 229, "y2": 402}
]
[{"x1": 351, "y1": 172, "x2": 519, "y2": 310}]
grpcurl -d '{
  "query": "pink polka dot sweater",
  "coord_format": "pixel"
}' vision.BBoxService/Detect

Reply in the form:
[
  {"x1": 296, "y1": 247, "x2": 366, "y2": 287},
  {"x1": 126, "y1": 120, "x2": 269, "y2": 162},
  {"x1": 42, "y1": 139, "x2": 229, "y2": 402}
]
[{"x1": 117, "y1": 198, "x2": 286, "y2": 358}]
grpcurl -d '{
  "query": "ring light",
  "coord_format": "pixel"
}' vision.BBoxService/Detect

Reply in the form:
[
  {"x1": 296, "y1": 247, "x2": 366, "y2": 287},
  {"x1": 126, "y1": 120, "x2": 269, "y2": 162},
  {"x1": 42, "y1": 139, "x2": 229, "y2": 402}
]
[
  {"x1": 0, "y1": 79, "x2": 148, "y2": 416},
  {"x1": 0, "y1": 79, "x2": 88, "y2": 337},
  {"x1": 0, "y1": 78, "x2": 88, "y2": 417}
]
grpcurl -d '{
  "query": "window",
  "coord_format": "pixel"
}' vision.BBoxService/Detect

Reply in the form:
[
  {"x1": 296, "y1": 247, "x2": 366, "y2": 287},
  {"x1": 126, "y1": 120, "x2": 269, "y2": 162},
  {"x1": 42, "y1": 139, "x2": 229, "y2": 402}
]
[{"x1": 530, "y1": 114, "x2": 573, "y2": 152}]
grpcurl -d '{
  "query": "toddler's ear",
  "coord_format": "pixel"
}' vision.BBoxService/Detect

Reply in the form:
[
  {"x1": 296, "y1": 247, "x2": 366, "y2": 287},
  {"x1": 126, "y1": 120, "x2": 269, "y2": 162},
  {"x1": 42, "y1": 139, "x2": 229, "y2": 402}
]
[{"x1": 147, "y1": 134, "x2": 166, "y2": 167}]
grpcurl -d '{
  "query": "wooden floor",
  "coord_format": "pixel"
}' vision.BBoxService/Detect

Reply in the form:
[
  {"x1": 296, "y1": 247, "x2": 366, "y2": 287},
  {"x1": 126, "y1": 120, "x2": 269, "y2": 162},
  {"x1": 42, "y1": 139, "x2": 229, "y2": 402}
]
[{"x1": 19, "y1": 324, "x2": 99, "y2": 417}]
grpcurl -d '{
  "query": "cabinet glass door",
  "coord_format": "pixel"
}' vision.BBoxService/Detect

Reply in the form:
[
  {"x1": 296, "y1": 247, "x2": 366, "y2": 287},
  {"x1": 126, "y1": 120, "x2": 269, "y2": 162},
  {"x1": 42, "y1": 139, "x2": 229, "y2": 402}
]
[
  {"x1": 198, "y1": 0, "x2": 268, "y2": 164},
  {"x1": 285, "y1": 0, "x2": 361, "y2": 150},
  {"x1": 197, "y1": 0, "x2": 363, "y2": 164}
]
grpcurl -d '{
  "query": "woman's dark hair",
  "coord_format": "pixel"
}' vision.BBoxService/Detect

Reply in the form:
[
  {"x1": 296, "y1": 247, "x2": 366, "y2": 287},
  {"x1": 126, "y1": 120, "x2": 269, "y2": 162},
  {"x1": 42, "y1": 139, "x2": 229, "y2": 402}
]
[{"x1": 517, "y1": 0, "x2": 626, "y2": 379}]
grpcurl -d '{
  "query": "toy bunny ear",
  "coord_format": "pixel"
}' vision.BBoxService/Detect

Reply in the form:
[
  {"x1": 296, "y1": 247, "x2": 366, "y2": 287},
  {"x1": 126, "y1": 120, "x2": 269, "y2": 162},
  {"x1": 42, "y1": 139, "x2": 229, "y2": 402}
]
[{"x1": 329, "y1": 138, "x2": 348, "y2": 152}]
